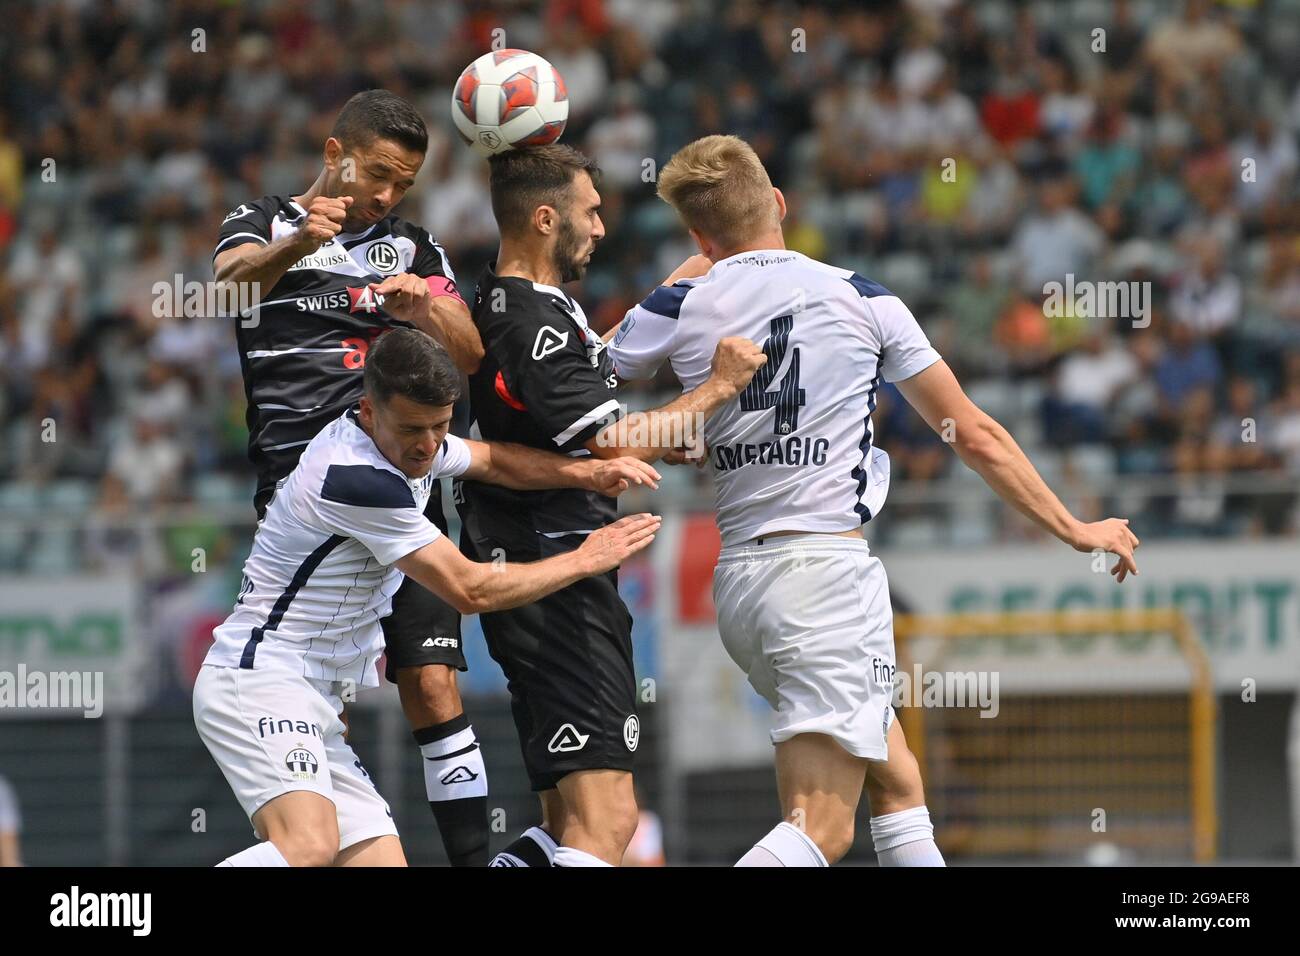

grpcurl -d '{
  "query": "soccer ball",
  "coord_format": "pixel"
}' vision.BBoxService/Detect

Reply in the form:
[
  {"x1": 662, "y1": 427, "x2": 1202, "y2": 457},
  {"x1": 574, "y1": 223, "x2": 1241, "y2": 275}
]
[{"x1": 451, "y1": 49, "x2": 569, "y2": 157}]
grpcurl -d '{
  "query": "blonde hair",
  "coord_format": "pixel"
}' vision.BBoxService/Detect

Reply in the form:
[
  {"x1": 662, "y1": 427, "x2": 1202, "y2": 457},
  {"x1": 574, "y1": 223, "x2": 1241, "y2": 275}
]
[{"x1": 656, "y1": 135, "x2": 777, "y2": 250}]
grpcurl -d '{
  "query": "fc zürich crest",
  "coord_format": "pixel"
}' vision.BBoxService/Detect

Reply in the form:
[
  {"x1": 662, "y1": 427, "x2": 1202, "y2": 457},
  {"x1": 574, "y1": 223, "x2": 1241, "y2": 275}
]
[{"x1": 285, "y1": 745, "x2": 319, "y2": 779}]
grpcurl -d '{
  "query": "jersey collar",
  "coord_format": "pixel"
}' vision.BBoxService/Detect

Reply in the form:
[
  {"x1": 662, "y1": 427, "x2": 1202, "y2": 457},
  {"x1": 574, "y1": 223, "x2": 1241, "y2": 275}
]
[
  {"x1": 486, "y1": 261, "x2": 577, "y2": 311},
  {"x1": 710, "y1": 248, "x2": 801, "y2": 269},
  {"x1": 529, "y1": 279, "x2": 570, "y2": 303}
]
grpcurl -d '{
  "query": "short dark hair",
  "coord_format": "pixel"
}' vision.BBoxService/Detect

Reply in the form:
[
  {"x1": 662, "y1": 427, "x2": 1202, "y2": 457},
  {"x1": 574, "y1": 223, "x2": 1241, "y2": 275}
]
[
  {"x1": 331, "y1": 90, "x2": 428, "y2": 155},
  {"x1": 488, "y1": 144, "x2": 601, "y2": 235},
  {"x1": 363, "y1": 329, "x2": 461, "y2": 407}
]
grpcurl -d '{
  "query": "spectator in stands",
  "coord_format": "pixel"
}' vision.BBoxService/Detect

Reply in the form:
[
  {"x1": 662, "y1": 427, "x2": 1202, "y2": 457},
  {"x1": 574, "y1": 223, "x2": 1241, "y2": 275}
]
[
  {"x1": 0, "y1": 0, "x2": 1294, "y2": 553},
  {"x1": 1170, "y1": 237, "x2": 1243, "y2": 342},
  {"x1": 1043, "y1": 327, "x2": 1138, "y2": 447},
  {"x1": 1154, "y1": 320, "x2": 1223, "y2": 427},
  {"x1": 7, "y1": 221, "x2": 85, "y2": 370},
  {"x1": 0, "y1": 774, "x2": 21, "y2": 866},
  {"x1": 1272, "y1": 357, "x2": 1300, "y2": 478},
  {"x1": 1144, "y1": 0, "x2": 1242, "y2": 91},
  {"x1": 1010, "y1": 174, "x2": 1105, "y2": 294},
  {"x1": 585, "y1": 82, "x2": 655, "y2": 190},
  {"x1": 1209, "y1": 376, "x2": 1278, "y2": 473},
  {"x1": 1233, "y1": 116, "x2": 1298, "y2": 226},
  {"x1": 104, "y1": 413, "x2": 185, "y2": 507},
  {"x1": 940, "y1": 253, "x2": 1012, "y2": 376}
]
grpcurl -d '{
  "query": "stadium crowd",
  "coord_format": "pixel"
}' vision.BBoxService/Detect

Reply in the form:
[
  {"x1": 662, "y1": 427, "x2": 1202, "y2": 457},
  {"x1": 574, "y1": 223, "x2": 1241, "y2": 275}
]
[{"x1": 1, "y1": 0, "x2": 1298, "y2": 575}]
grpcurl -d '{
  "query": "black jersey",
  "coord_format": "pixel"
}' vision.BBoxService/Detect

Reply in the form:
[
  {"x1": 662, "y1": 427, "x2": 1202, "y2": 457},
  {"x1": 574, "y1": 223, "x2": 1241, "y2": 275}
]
[
  {"x1": 456, "y1": 263, "x2": 624, "y2": 539},
  {"x1": 213, "y1": 195, "x2": 457, "y2": 499}
]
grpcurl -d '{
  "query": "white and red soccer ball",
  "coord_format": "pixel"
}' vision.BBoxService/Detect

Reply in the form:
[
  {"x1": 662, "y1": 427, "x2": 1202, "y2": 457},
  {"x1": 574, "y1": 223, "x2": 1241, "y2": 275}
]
[{"x1": 452, "y1": 49, "x2": 569, "y2": 157}]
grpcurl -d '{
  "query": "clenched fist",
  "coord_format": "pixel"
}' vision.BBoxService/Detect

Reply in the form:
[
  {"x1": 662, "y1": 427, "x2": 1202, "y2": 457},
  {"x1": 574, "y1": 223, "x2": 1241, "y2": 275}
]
[
  {"x1": 661, "y1": 254, "x2": 714, "y2": 285},
  {"x1": 294, "y1": 195, "x2": 353, "y2": 251},
  {"x1": 709, "y1": 337, "x2": 767, "y2": 398}
]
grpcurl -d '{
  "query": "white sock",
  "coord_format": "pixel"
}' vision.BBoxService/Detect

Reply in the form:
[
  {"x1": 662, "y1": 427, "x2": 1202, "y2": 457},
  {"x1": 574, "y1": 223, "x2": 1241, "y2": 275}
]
[
  {"x1": 736, "y1": 821, "x2": 828, "y2": 867},
  {"x1": 870, "y1": 806, "x2": 946, "y2": 866},
  {"x1": 218, "y1": 841, "x2": 290, "y2": 867},
  {"x1": 553, "y1": 846, "x2": 613, "y2": 867},
  {"x1": 418, "y1": 723, "x2": 489, "y2": 801}
]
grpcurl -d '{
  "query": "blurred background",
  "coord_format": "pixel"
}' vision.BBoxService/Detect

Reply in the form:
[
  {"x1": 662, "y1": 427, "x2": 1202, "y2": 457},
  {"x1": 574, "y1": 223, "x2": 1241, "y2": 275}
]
[{"x1": 1, "y1": 0, "x2": 1298, "y2": 865}]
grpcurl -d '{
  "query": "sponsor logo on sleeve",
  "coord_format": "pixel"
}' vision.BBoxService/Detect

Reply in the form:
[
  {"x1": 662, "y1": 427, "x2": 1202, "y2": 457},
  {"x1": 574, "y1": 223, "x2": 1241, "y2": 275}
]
[
  {"x1": 222, "y1": 203, "x2": 254, "y2": 224},
  {"x1": 547, "y1": 722, "x2": 589, "y2": 753},
  {"x1": 612, "y1": 314, "x2": 635, "y2": 346},
  {"x1": 532, "y1": 326, "x2": 568, "y2": 360}
]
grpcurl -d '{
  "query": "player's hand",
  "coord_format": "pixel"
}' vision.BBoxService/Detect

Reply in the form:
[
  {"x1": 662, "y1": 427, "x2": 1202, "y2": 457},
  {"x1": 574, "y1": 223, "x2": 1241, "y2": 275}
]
[
  {"x1": 295, "y1": 195, "x2": 352, "y2": 250},
  {"x1": 709, "y1": 337, "x2": 767, "y2": 398},
  {"x1": 662, "y1": 254, "x2": 713, "y2": 285},
  {"x1": 662, "y1": 441, "x2": 709, "y2": 468},
  {"x1": 370, "y1": 272, "x2": 431, "y2": 326},
  {"x1": 586, "y1": 457, "x2": 661, "y2": 497},
  {"x1": 1071, "y1": 518, "x2": 1141, "y2": 583},
  {"x1": 576, "y1": 514, "x2": 662, "y2": 574}
]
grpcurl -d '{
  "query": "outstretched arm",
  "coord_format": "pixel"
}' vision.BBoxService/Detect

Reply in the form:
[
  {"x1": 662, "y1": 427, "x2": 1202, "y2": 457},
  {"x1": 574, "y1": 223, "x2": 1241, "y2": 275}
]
[
  {"x1": 895, "y1": 359, "x2": 1140, "y2": 581},
  {"x1": 461, "y1": 439, "x2": 660, "y2": 496},
  {"x1": 395, "y1": 514, "x2": 661, "y2": 614},
  {"x1": 586, "y1": 337, "x2": 767, "y2": 463}
]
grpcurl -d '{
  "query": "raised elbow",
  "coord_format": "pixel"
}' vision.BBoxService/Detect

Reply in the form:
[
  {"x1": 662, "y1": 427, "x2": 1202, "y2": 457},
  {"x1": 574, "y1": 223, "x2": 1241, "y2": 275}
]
[
  {"x1": 452, "y1": 338, "x2": 484, "y2": 376},
  {"x1": 465, "y1": 341, "x2": 485, "y2": 374}
]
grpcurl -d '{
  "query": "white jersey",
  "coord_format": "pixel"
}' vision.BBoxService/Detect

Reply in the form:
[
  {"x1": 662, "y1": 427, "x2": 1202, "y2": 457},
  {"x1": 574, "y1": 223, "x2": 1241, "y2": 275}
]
[
  {"x1": 205, "y1": 409, "x2": 471, "y2": 686},
  {"x1": 609, "y1": 250, "x2": 940, "y2": 547}
]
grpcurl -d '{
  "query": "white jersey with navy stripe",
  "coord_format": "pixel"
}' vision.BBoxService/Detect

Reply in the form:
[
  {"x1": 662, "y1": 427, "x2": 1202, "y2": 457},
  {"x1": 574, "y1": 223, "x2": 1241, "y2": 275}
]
[
  {"x1": 609, "y1": 249, "x2": 941, "y2": 547},
  {"x1": 205, "y1": 409, "x2": 471, "y2": 686}
]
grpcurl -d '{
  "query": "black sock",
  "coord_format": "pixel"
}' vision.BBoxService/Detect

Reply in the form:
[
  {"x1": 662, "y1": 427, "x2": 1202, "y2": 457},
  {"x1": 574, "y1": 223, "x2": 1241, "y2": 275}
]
[
  {"x1": 489, "y1": 826, "x2": 558, "y2": 867},
  {"x1": 414, "y1": 714, "x2": 490, "y2": 867}
]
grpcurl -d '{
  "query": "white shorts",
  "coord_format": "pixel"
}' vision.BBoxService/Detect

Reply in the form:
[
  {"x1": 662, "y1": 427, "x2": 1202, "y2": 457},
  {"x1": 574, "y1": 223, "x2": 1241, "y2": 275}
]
[
  {"x1": 713, "y1": 534, "x2": 896, "y2": 760},
  {"x1": 193, "y1": 663, "x2": 397, "y2": 851}
]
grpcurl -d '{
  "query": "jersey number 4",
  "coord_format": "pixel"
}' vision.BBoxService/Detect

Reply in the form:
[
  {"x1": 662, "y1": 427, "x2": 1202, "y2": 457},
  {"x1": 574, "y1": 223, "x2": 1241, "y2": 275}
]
[{"x1": 739, "y1": 314, "x2": 806, "y2": 434}]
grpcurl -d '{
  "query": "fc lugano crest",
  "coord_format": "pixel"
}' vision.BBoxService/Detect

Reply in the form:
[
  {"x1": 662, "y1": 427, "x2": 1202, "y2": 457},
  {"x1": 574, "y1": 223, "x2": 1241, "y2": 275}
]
[{"x1": 365, "y1": 240, "x2": 400, "y2": 274}]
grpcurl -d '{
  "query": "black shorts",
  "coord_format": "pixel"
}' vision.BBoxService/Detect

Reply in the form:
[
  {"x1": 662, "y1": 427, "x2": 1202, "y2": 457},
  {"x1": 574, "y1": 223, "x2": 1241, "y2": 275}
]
[
  {"x1": 460, "y1": 510, "x2": 638, "y2": 791},
  {"x1": 380, "y1": 484, "x2": 465, "y2": 680}
]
